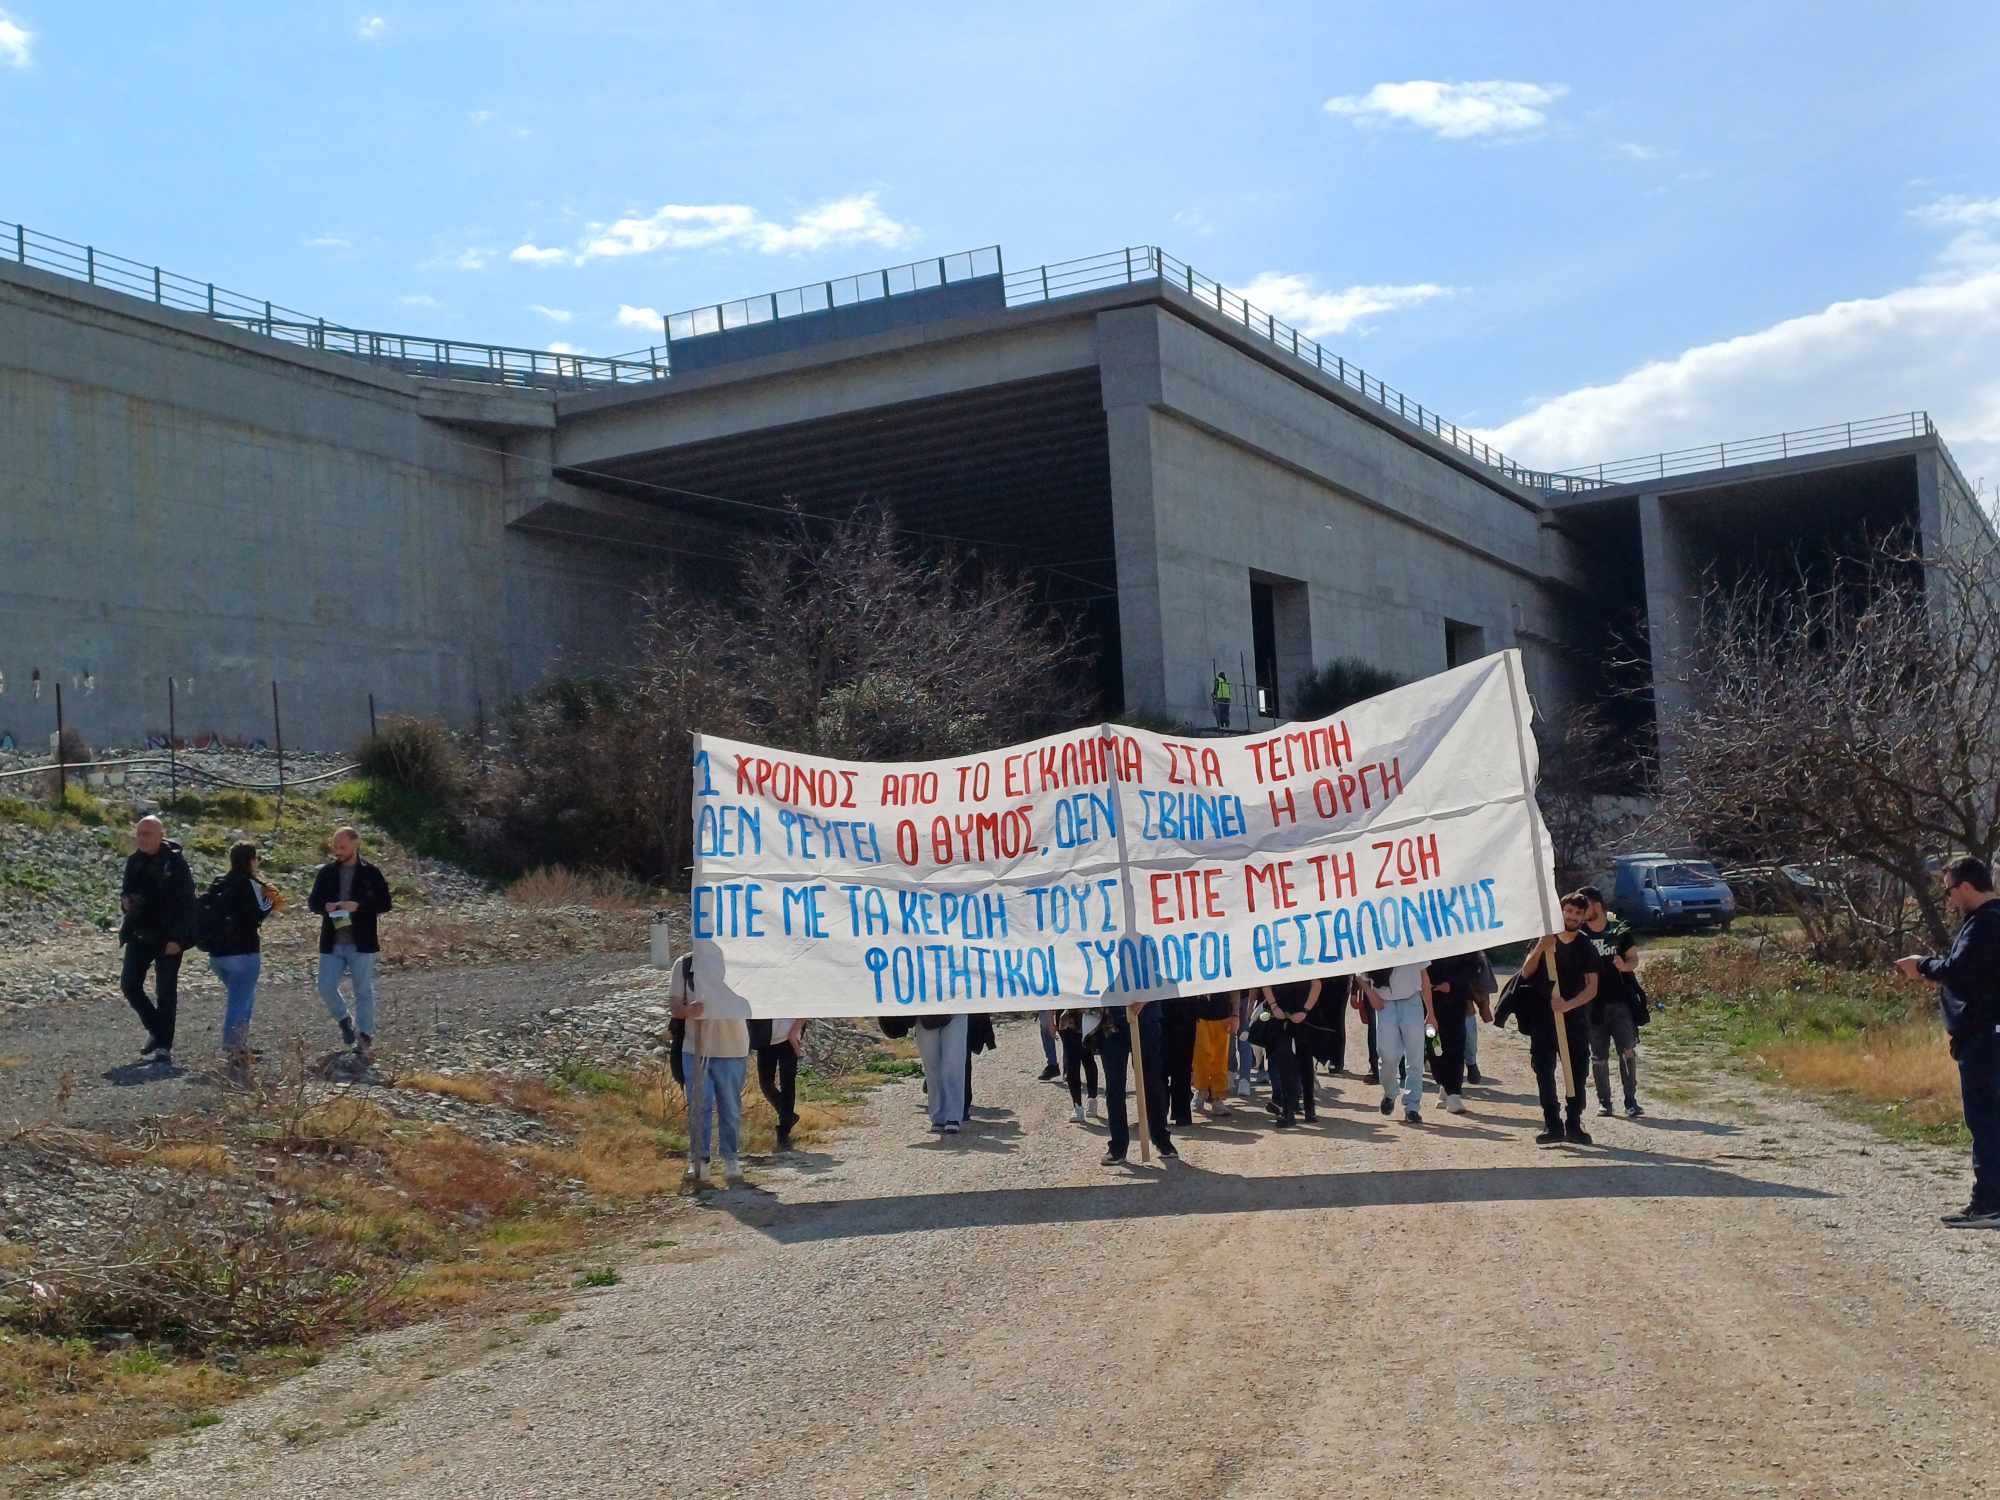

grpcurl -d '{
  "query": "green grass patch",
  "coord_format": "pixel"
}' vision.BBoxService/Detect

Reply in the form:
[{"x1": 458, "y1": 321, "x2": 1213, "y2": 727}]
[
  {"x1": 571, "y1": 1266, "x2": 620, "y2": 1289},
  {"x1": 863, "y1": 1056, "x2": 925, "y2": 1078},
  {"x1": 327, "y1": 776, "x2": 479, "y2": 870},
  {"x1": 552, "y1": 1059, "x2": 632, "y2": 1096}
]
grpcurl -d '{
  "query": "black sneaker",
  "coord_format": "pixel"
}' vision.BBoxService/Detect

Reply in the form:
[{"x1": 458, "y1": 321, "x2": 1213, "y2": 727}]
[
  {"x1": 139, "y1": 1035, "x2": 165, "y2": 1058},
  {"x1": 1274, "y1": 1114, "x2": 1294, "y2": 1130},
  {"x1": 1535, "y1": 1130, "x2": 1564, "y2": 1145},
  {"x1": 1941, "y1": 1204, "x2": 1981, "y2": 1226},
  {"x1": 1265, "y1": 1100, "x2": 1283, "y2": 1118},
  {"x1": 1036, "y1": 1065, "x2": 1061, "y2": 1082},
  {"x1": 1404, "y1": 1110, "x2": 1423, "y2": 1125},
  {"x1": 1566, "y1": 1127, "x2": 1594, "y2": 1146},
  {"x1": 1100, "y1": 1150, "x2": 1125, "y2": 1166},
  {"x1": 1466, "y1": 1065, "x2": 1485, "y2": 1085},
  {"x1": 1626, "y1": 1102, "x2": 1645, "y2": 1118},
  {"x1": 1157, "y1": 1144, "x2": 1179, "y2": 1160},
  {"x1": 1379, "y1": 1097, "x2": 1395, "y2": 1116},
  {"x1": 1362, "y1": 1071, "x2": 1380, "y2": 1086},
  {"x1": 338, "y1": 1016, "x2": 357, "y2": 1048},
  {"x1": 1598, "y1": 1103, "x2": 1616, "y2": 1118},
  {"x1": 154, "y1": 1048, "x2": 174, "y2": 1069},
  {"x1": 1301, "y1": 1109, "x2": 1317, "y2": 1124}
]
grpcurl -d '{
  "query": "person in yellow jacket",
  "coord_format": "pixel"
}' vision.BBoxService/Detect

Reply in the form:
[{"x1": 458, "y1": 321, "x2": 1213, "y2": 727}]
[{"x1": 1211, "y1": 671, "x2": 1233, "y2": 730}]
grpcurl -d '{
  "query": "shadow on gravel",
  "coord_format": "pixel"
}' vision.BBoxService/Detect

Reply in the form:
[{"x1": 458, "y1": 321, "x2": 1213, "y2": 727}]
[
  {"x1": 100, "y1": 1060, "x2": 182, "y2": 1086},
  {"x1": 1623, "y1": 1116, "x2": 1744, "y2": 1137},
  {"x1": 725, "y1": 1157, "x2": 1831, "y2": 1242}
]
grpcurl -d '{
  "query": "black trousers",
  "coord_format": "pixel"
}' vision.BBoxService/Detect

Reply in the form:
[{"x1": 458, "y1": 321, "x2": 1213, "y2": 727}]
[
  {"x1": 1101, "y1": 1020, "x2": 1173, "y2": 1158},
  {"x1": 1161, "y1": 1007, "x2": 1198, "y2": 1126},
  {"x1": 1319, "y1": 1001, "x2": 1346, "y2": 1073},
  {"x1": 1530, "y1": 1013, "x2": 1591, "y2": 1133},
  {"x1": 1432, "y1": 994, "x2": 1469, "y2": 1096},
  {"x1": 1059, "y1": 1027, "x2": 1099, "y2": 1106},
  {"x1": 756, "y1": 1043, "x2": 798, "y2": 1135},
  {"x1": 121, "y1": 942, "x2": 182, "y2": 1049},
  {"x1": 1267, "y1": 1025, "x2": 1316, "y2": 1118}
]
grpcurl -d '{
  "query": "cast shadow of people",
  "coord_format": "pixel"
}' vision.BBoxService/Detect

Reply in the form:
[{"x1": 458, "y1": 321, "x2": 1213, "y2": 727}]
[{"x1": 101, "y1": 1060, "x2": 183, "y2": 1087}]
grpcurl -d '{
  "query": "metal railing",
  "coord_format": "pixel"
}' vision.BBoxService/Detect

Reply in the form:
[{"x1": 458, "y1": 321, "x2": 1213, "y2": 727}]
[
  {"x1": 2, "y1": 218, "x2": 667, "y2": 391},
  {"x1": 995, "y1": 245, "x2": 1600, "y2": 494},
  {"x1": 1547, "y1": 412, "x2": 1937, "y2": 488},
  {"x1": 662, "y1": 246, "x2": 1002, "y2": 341}
]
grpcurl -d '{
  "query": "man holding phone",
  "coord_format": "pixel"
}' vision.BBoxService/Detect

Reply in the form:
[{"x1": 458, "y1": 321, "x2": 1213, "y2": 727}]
[{"x1": 309, "y1": 826, "x2": 394, "y2": 1064}]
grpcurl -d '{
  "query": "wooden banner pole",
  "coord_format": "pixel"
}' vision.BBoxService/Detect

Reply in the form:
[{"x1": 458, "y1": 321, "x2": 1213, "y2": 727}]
[
  {"x1": 1128, "y1": 1001, "x2": 1153, "y2": 1164},
  {"x1": 1546, "y1": 941, "x2": 1576, "y2": 1111}
]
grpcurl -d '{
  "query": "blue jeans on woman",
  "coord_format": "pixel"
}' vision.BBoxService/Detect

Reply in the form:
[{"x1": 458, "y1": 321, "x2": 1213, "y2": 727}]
[
  {"x1": 1376, "y1": 996, "x2": 1429, "y2": 1114},
  {"x1": 209, "y1": 953, "x2": 261, "y2": 1052}
]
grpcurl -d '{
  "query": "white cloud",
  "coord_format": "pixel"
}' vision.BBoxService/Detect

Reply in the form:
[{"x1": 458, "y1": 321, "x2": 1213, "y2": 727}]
[
  {"x1": 1481, "y1": 259, "x2": 2000, "y2": 487},
  {"x1": 398, "y1": 294, "x2": 439, "y2": 308},
  {"x1": 614, "y1": 304, "x2": 662, "y2": 331},
  {"x1": 513, "y1": 127, "x2": 534, "y2": 139},
  {"x1": 445, "y1": 247, "x2": 496, "y2": 271},
  {"x1": 357, "y1": 16, "x2": 385, "y2": 42},
  {"x1": 1910, "y1": 194, "x2": 2000, "y2": 229},
  {"x1": 468, "y1": 108, "x2": 493, "y2": 126},
  {"x1": 301, "y1": 234, "x2": 351, "y2": 249},
  {"x1": 1237, "y1": 272, "x2": 1451, "y2": 339},
  {"x1": 545, "y1": 341, "x2": 582, "y2": 355},
  {"x1": 521, "y1": 191, "x2": 913, "y2": 268},
  {"x1": 0, "y1": 9, "x2": 32, "y2": 67},
  {"x1": 1323, "y1": 80, "x2": 1565, "y2": 140},
  {"x1": 528, "y1": 303, "x2": 573, "y2": 324},
  {"x1": 510, "y1": 243, "x2": 569, "y2": 266},
  {"x1": 1171, "y1": 207, "x2": 1216, "y2": 237},
  {"x1": 1613, "y1": 141, "x2": 1667, "y2": 161}
]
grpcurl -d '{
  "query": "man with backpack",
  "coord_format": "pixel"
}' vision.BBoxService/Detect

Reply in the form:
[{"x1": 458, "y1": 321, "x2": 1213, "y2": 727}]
[
  {"x1": 308, "y1": 826, "x2": 394, "y2": 1064},
  {"x1": 119, "y1": 815, "x2": 196, "y2": 1067}
]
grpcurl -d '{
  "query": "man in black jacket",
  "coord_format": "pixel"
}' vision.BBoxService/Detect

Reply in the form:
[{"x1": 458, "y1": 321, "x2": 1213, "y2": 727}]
[
  {"x1": 119, "y1": 815, "x2": 196, "y2": 1065},
  {"x1": 308, "y1": 826, "x2": 394, "y2": 1063},
  {"x1": 1897, "y1": 857, "x2": 2000, "y2": 1228}
]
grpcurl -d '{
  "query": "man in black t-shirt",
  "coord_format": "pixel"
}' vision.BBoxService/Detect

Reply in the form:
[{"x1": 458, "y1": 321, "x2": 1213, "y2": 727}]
[
  {"x1": 1581, "y1": 885, "x2": 1644, "y2": 1118},
  {"x1": 1500, "y1": 893, "x2": 1600, "y2": 1144}
]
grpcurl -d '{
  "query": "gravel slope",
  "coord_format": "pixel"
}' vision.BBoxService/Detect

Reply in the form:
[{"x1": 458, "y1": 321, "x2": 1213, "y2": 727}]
[{"x1": 63, "y1": 1020, "x2": 2000, "y2": 1499}]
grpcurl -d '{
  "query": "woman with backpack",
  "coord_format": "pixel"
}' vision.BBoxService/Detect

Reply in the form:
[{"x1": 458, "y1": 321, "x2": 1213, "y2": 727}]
[{"x1": 204, "y1": 840, "x2": 273, "y2": 1079}]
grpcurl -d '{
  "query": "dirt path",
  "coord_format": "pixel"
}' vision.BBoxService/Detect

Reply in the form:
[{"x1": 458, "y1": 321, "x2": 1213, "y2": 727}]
[{"x1": 66, "y1": 1019, "x2": 2000, "y2": 1499}]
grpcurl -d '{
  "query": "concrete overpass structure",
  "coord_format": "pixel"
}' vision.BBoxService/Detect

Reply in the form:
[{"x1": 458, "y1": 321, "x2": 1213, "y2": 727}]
[{"x1": 0, "y1": 220, "x2": 1980, "y2": 753}]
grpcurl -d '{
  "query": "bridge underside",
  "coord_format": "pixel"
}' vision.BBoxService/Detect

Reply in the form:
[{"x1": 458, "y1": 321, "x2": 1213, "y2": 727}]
[{"x1": 554, "y1": 368, "x2": 1125, "y2": 705}]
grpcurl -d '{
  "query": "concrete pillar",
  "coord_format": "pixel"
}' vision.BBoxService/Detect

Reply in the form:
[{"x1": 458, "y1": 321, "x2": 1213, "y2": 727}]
[
  {"x1": 1104, "y1": 403, "x2": 1169, "y2": 717},
  {"x1": 1637, "y1": 491, "x2": 1697, "y2": 760}
]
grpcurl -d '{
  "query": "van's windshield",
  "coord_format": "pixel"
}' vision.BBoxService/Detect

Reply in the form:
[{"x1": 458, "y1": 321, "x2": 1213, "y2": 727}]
[{"x1": 1654, "y1": 862, "x2": 1722, "y2": 886}]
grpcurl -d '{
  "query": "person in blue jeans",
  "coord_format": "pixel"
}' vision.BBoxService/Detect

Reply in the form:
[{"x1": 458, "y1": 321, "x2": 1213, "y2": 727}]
[
  {"x1": 307, "y1": 827, "x2": 393, "y2": 1065},
  {"x1": 1897, "y1": 856, "x2": 2000, "y2": 1228},
  {"x1": 206, "y1": 839, "x2": 273, "y2": 1080},
  {"x1": 1365, "y1": 962, "x2": 1435, "y2": 1124},
  {"x1": 668, "y1": 951, "x2": 747, "y2": 1185}
]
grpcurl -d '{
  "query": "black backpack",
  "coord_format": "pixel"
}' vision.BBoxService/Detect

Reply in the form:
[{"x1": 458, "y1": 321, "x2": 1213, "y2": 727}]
[{"x1": 192, "y1": 878, "x2": 233, "y2": 953}]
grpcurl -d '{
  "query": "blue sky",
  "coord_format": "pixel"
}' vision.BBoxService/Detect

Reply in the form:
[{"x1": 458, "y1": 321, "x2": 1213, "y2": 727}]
[{"x1": 4, "y1": 1, "x2": 1999, "y2": 483}]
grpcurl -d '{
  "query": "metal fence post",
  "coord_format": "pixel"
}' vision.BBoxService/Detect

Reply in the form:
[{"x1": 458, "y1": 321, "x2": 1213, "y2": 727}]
[
  {"x1": 54, "y1": 682, "x2": 66, "y2": 801},
  {"x1": 207, "y1": 282, "x2": 215, "y2": 315},
  {"x1": 1124, "y1": 246, "x2": 1132, "y2": 282},
  {"x1": 168, "y1": 677, "x2": 177, "y2": 803},
  {"x1": 86, "y1": 246, "x2": 96, "y2": 284},
  {"x1": 271, "y1": 681, "x2": 285, "y2": 828},
  {"x1": 368, "y1": 691, "x2": 378, "y2": 739},
  {"x1": 153, "y1": 266, "x2": 162, "y2": 303},
  {"x1": 1040, "y1": 264, "x2": 1049, "y2": 301},
  {"x1": 13, "y1": 223, "x2": 22, "y2": 263}
]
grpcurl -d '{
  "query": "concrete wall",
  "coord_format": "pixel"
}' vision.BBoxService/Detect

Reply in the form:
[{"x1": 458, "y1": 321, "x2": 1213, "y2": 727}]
[
  {"x1": 1096, "y1": 304, "x2": 1572, "y2": 726},
  {"x1": 0, "y1": 264, "x2": 648, "y2": 752}
]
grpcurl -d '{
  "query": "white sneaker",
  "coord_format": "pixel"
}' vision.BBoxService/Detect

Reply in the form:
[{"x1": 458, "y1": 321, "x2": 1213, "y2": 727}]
[
  {"x1": 683, "y1": 1164, "x2": 705, "y2": 1187},
  {"x1": 722, "y1": 1157, "x2": 742, "y2": 1183},
  {"x1": 1071, "y1": 1102, "x2": 1087, "y2": 1124},
  {"x1": 1089, "y1": 1095, "x2": 1101, "y2": 1118},
  {"x1": 1445, "y1": 1094, "x2": 1465, "y2": 1114}
]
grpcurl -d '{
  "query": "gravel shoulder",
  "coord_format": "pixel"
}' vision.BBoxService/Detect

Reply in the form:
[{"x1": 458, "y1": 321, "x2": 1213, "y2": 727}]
[{"x1": 63, "y1": 1016, "x2": 2000, "y2": 1500}]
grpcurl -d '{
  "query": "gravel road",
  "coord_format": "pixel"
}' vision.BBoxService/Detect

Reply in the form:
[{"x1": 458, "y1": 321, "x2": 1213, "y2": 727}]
[
  {"x1": 62, "y1": 1019, "x2": 2000, "y2": 1499},
  {"x1": 0, "y1": 953, "x2": 639, "y2": 1134}
]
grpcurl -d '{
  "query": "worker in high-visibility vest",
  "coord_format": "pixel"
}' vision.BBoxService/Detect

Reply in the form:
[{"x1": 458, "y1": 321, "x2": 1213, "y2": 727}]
[{"x1": 1211, "y1": 671, "x2": 1232, "y2": 730}]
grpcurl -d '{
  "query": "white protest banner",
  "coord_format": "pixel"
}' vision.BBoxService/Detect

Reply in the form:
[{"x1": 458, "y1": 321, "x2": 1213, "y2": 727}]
[{"x1": 689, "y1": 649, "x2": 1557, "y2": 1019}]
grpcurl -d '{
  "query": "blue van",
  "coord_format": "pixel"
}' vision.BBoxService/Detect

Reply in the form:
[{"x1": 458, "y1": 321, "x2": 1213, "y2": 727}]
[{"x1": 1607, "y1": 853, "x2": 1737, "y2": 934}]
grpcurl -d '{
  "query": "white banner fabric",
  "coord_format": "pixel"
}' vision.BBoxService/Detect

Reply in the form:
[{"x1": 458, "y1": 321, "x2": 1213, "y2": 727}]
[{"x1": 689, "y1": 650, "x2": 1558, "y2": 1019}]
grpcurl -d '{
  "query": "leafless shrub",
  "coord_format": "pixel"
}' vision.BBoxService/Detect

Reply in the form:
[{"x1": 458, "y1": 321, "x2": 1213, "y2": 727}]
[
  {"x1": 1650, "y1": 528, "x2": 2000, "y2": 957},
  {"x1": 487, "y1": 504, "x2": 1093, "y2": 883}
]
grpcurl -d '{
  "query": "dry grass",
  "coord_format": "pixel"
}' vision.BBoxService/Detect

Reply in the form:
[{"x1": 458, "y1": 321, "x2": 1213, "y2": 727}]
[
  {"x1": 0, "y1": 1331, "x2": 247, "y2": 1480},
  {"x1": 395, "y1": 1072, "x2": 498, "y2": 1105},
  {"x1": 0, "y1": 1055, "x2": 27, "y2": 1070},
  {"x1": 390, "y1": 1134, "x2": 538, "y2": 1221},
  {"x1": 1764, "y1": 1018, "x2": 1965, "y2": 1135},
  {"x1": 146, "y1": 1144, "x2": 238, "y2": 1177},
  {"x1": 505, "y1": 865, "x2": 652, "y2": 912}
]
